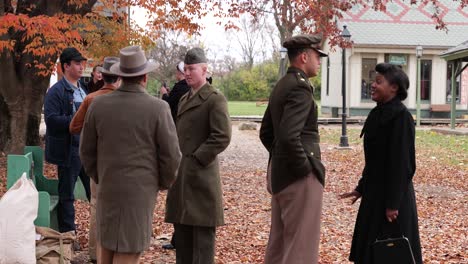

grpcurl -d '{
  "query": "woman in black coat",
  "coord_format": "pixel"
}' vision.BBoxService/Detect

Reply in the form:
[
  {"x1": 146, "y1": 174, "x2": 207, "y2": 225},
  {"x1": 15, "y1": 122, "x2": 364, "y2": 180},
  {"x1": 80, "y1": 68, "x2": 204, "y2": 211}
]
[
  {"x1": 341, "y1": 63, "x2": 422, "y2": 263},
  {"x1": 161, "y1": 61, "x2": 190, "y2": 122}
]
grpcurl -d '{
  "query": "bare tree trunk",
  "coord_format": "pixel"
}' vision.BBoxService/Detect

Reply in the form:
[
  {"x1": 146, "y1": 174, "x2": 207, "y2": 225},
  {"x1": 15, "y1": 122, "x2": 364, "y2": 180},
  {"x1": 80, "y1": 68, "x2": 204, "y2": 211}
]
[
  {"x1": 0, "y1": 94, "x2": 10, "y2": 152},
  {"x1": 0, "y1": 48, "x2": 24, "y2": 154},
  {"x1": 26, "y1": 75, "x2": 49, "y2": 147},
  {"x1": 0, "y1": 0, "x2": 97, "y2": 154},
  {"x1": 0, "y1": 71, "x2": 51, "y2": 153},
  {"x1": 6, "y1": 98, "x2": 28, "y2": 154},
  {"x1": 0, "y1": 48, "x2": 53, "y2": 153}
]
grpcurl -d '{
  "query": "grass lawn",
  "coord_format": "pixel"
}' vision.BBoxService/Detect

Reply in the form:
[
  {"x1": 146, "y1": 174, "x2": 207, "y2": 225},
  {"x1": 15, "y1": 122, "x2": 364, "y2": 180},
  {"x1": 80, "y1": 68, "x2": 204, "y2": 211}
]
[
  {"x1": 228, "y1": 100, "x2": 321, "y2": 116},
  {"x1": 319, "y1": 127, "x2": 467, "y2": 167},
  {"x1": 228, "y1": 101, "x2": 268, "y2": 116},
  {"x1": 319, "y1": 127, "x2": 362, "y2": 145},
  {"x1": 415, "y1": 130, "x2": 467, "y2": 166}
]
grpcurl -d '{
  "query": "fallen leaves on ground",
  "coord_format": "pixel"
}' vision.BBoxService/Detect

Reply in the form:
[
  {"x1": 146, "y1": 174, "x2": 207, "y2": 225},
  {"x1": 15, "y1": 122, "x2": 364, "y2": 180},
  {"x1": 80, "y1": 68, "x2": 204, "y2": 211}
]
[{"x1": 0, "y1": 123, "x2": 466, "y2": 263}]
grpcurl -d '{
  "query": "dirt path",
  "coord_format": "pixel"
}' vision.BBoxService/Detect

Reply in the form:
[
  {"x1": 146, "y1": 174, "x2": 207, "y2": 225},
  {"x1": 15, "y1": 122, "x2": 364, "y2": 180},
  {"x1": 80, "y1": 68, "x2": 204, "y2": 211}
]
[{"x1": 7, "y1": 121, "x2": 463, "y2": 263}]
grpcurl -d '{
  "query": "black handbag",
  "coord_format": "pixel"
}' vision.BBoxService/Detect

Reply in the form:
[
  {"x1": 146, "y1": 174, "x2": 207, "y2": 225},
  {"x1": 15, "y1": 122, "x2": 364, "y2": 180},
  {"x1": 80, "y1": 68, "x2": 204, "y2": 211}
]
[{"x1": 372, "y1": 221, "x2": 416, "y2": 264}]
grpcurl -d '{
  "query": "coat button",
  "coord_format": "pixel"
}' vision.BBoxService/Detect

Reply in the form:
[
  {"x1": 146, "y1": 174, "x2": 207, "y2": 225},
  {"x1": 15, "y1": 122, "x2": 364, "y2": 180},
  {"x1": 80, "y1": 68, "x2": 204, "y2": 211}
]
[{"x1": 310, "y1": 152, "x2": 314, "y2": 156}]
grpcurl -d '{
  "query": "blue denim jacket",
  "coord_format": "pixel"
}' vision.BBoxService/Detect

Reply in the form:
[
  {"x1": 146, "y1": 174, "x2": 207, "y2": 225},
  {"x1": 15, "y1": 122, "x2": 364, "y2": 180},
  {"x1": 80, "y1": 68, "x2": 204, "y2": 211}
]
[{"x1": 44, "y1": 78, "x2": 86, "y2": 166}]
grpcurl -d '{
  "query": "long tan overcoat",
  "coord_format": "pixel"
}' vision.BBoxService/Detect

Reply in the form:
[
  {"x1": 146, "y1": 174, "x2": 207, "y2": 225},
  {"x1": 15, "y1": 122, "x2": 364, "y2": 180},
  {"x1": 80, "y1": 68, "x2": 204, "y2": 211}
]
[
  {"x1": 165, "y1": 83, "x2": 231, "y2": 227},
  {"x1": 80, "y1": 83, "x2": 181, "y2": 253}
]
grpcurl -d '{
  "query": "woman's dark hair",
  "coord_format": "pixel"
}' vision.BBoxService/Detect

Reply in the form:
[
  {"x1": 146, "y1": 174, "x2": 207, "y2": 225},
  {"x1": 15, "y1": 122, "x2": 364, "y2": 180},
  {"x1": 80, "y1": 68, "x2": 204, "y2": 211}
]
[
  {"x1": 91, "y1": 65, "x2": 100, "y2": 78},
  {"x1": 375, "y1": 63, "x2": 409, "y2": 100}
]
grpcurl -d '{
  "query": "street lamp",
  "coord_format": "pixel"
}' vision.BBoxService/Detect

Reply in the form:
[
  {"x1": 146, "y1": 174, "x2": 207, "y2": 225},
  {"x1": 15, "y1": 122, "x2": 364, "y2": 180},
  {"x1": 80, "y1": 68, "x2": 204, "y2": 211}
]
[
  {"x1": 340, "y1": 25, "x2": 351, "y2": 147},
  {"x1": 416, "y1": 45, "x2": 423, "y2": 126},
  {"x1": 279, "y1": 47, "x2": 288, "y2": 78}
]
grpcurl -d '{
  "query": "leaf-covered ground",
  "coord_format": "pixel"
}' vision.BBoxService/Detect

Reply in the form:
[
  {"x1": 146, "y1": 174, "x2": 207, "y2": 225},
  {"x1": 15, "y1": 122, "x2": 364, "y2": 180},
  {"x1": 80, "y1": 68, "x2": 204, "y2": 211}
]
[{"x1": 0, "y1": 123, "x2": 466, "y2": 263}]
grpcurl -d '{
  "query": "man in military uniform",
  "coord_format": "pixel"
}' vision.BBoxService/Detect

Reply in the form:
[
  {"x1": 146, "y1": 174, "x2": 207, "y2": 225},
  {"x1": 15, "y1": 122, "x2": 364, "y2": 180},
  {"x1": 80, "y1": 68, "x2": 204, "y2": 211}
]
[
  {"x1": 165, "y1": 48, "x2": 231, "y2": 264},
  {"x1": 259, "y1": 34, "x2": 328, "y2": 264}
]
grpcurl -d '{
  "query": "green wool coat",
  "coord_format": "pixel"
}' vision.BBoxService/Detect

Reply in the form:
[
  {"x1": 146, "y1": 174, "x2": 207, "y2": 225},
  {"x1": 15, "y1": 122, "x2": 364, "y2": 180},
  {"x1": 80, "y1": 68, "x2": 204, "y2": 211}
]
[
  {"x1": 165, "y1": 83, "x2": 231, "y2": 227},
  {"x1": 260, "y1": 67, "x2": 326, "y2": 194}
]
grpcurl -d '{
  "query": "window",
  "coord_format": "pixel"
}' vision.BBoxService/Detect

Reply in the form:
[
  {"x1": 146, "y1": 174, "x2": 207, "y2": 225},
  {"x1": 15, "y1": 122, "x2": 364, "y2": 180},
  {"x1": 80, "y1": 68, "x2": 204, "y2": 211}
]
[
  {"x1": 361, "y1": 58, "x2": 377, "y2": 100},
  {"x1": 420, "y1": 60, "x2": 432, "y2": 101},
  {"x1": 446, "y1": 63, "x2": 461, "y2": 103}
]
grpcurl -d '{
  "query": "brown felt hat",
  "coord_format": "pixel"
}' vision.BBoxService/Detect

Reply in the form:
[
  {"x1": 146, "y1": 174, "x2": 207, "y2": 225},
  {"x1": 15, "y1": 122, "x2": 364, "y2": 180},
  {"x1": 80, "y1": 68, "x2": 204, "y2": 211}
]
[
  {"x1": 283, "y1": 34, "x2": 328, "y2": 57},
  {"x1": 97, "y1": 57, "x2": 120, "y2": 76},
  {"x1": 110, "y1": 46, "x2": 157, "y2": 77}
]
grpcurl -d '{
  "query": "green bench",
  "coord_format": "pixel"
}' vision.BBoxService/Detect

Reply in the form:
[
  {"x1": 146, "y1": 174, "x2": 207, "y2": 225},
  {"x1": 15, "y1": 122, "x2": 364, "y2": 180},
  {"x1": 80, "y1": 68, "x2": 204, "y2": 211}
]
[{"x1": 6, "y1": 146, "x2": 88, "y2": 230}]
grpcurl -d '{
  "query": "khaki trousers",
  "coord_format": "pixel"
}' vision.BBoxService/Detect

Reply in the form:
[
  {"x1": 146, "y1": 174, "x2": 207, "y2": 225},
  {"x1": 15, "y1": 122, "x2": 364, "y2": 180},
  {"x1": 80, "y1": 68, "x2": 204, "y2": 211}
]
[
  {"x1": 89, "y1": 179, "x2": 98, "y2": 260},
  {"x1": 264, "y1": 172, "x2": 324, "y2": 264},
  {"x1": 97, "y1": 242, "x2": 141, "y2": 264}
]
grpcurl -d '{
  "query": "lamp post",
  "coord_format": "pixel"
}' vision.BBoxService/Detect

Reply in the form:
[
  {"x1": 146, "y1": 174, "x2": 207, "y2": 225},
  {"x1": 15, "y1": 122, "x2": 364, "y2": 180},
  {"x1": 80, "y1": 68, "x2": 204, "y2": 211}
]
[
  {"x1": 279, "y1": 47, "x2": 288, "y2": 78},
  {"x1": 450, "y1": 62, "x2": 456, "y2": 130},
  {"x1": 340, "y1": 25, "x2": 351, "y2": 147},
  {"x1": 416, "y1": 45, "x2": 423, "y2": 126}
]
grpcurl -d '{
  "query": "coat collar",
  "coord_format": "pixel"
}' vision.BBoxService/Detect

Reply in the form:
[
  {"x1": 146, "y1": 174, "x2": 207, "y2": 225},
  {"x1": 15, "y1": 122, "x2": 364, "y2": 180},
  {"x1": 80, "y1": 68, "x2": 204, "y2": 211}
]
[
  {"x1": 60, "y1": 77, "x2": 77, "y2": 92},
  {"x1": 117, "y1": 83, "x2": 146, "y2": 93},
  {"x1": 176, "y1": 79, "x2": 188, "y2": 86},
  {"x1": 177, "y1": 83, "x2": 215, "y2": 117},
  {"x1": 360, "y1": 97, "x2": 405, "y2": 137},
  {"x1": 100, "y1": 83, "x2": 118, "y2": 92},
  {"x1": 287, "y1": 67, "x2": 311, "y2": 84}
]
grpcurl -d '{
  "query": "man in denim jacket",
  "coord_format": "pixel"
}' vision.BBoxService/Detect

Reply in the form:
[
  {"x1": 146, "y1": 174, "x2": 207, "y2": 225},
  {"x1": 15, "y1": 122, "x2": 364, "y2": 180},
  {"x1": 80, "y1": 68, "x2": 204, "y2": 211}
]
[{"x1": 44, "y1": 47, "x2": 91, "y2": 233}]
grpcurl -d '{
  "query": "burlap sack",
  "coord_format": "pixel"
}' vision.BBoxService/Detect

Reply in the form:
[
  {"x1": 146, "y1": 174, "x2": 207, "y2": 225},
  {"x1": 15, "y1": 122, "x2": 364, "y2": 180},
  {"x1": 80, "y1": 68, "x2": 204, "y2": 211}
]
[{"x1": 35, "y1": 226, "x2": 75, "y2": 264}]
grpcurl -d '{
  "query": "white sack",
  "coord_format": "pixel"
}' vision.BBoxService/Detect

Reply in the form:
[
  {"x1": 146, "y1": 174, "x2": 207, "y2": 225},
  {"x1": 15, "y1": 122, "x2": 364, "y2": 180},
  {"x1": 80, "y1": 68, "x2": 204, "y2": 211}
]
[{"x1": 0, "y1": 173, "x2": 38, "y2": 264}]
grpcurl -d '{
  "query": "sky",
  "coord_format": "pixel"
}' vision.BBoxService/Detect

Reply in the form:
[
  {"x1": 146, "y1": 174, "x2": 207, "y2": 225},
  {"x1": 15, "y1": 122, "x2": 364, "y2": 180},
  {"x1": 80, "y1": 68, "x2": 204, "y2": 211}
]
[{"x1": 130, "y1": 6, "x2": 276, "y2": 64}]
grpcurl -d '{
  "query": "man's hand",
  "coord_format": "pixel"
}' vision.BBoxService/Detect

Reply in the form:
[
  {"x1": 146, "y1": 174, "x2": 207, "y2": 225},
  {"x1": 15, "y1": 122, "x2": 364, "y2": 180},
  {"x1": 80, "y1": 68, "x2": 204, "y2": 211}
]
[
  {"x1": 386, "y1": 208, "x2": 399, "y2": 222},
  {"x1": 339, "y1": 190, "x2": 362, "y2": 204},
  {"x1": 160, "y1": 86, "x2": 168, "y2": 95}
]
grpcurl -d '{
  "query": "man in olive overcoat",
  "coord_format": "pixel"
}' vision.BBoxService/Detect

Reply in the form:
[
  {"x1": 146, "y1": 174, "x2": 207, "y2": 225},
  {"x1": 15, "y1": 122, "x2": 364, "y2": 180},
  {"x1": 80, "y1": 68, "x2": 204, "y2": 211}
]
[
  {"x1": 80, "y1": 45, "x2": 181, "y2": 263},
  {"x1": 260, "y1": 34, "x2": 328, "y2": 264},
  {"x1": 165, "y1": 48, "x2": 231, "y2": 264}
]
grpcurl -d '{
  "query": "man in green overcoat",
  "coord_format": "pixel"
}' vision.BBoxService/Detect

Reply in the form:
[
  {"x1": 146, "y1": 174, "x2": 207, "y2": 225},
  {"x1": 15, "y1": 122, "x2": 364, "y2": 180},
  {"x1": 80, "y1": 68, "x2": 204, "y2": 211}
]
[{"x1": 165, "y1": 48, "x2": 232, "y2": 264}]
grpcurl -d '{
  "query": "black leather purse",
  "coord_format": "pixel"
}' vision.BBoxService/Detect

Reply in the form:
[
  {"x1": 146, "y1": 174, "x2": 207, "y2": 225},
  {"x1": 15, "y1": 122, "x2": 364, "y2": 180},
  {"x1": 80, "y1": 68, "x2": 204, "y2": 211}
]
[{"x1": 372, "y1": 221, "x2": 416, "y2": 264}]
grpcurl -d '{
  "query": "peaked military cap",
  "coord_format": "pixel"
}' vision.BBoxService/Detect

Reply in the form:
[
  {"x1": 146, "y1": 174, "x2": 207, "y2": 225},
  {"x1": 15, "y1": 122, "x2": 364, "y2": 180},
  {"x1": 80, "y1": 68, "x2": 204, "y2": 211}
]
[
  {"x1": 283, "y1": 34, "x2": 328, "y2": 57},
  {"x1": 184, "y1": 48, "x2": 208, "y2": 65}
]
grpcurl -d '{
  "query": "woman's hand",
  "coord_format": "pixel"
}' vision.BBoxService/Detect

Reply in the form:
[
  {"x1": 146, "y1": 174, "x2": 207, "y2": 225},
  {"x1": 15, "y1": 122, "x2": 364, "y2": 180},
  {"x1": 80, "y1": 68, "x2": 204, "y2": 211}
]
[
  {"x1": 386, "y1": 208, "x2": 399, "y2": 222},
  {"x1": 339, "y1": 190, "x2": 362, "y2": 204},
  {"x1": 160, "y1": 86, "x2": 168, "y2": 95}
]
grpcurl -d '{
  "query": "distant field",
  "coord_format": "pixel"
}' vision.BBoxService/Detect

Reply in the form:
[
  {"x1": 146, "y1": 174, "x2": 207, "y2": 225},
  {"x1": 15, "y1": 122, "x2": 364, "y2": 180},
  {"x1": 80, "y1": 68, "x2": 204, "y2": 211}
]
[
  {"x1": 228, "y1": 101, "x2": 268, "y2": 116},
  {"x1": 228, "y1": 100, "x2": 321, "y2": 116}
]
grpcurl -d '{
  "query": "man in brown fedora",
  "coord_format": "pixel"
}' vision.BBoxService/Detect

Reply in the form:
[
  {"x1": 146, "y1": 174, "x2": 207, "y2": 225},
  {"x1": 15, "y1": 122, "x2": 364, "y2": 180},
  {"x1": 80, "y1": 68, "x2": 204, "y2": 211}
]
[
  {"x1": 165, "y1": 47, "x2": 231, "y2": 264},
  {"x1": 70, "y1": 56, "x2": 120, "y2": 263},
  {"x1": 260, "y1": 34, "x2": 328, "y2": 263},
  {"x1": 80, "y1": 46, "x2": 181, "y2": 263}
]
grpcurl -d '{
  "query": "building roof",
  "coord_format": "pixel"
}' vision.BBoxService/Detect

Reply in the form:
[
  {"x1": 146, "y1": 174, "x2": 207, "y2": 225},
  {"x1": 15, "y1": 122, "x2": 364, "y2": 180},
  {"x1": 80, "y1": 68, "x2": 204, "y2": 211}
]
[
  {"x1": 341, "y1": 0, "x2": 468, "y2": 48},
  {"x1": 440, "y1": 40, "x2": 468, "y2": 61}
]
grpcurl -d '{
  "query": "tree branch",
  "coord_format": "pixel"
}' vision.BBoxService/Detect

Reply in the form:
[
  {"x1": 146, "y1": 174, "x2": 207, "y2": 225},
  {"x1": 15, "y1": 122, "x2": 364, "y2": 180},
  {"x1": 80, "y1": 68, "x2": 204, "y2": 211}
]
[{"x1": 16, "y1": 0, "x2": 97, "y2": 17}]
